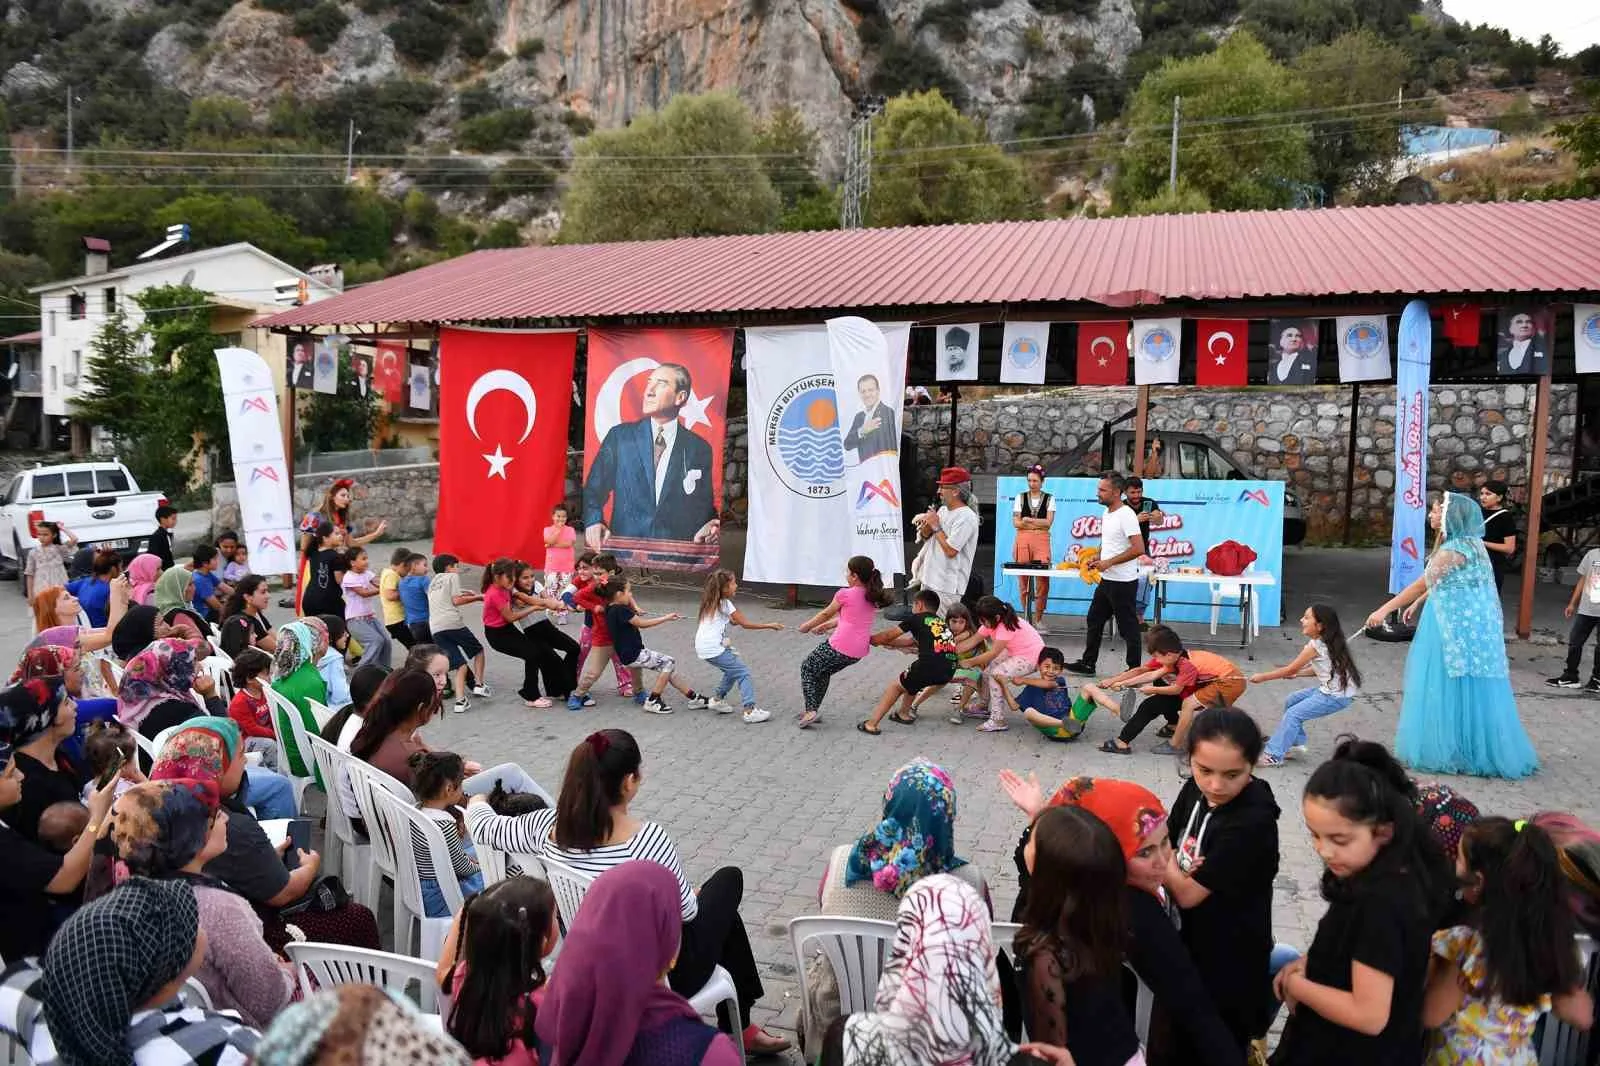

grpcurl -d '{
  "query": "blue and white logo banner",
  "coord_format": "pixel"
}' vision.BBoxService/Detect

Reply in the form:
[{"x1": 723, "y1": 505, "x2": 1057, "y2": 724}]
[
  {"x1": 1576, "y1": 305, "x2": 1600, "y2": 375},
  {"x1": 1133, "y1": 318, "x2": 1181, "y2": 385},
  {"x1": 1000, "y1": 321, "x2": 1048, "y2": 385},
  {"x1": 1336, "y1": 315, "x2": 1391, "y2": 382},
  {"x1": 1390, "y1": 300, "x2": 1432, "y2": 594}
]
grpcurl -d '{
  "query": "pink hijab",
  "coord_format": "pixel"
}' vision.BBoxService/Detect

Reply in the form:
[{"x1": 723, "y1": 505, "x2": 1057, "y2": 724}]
[{"x1": 128, "y1": 554, "x2": 162, "y2": 606}]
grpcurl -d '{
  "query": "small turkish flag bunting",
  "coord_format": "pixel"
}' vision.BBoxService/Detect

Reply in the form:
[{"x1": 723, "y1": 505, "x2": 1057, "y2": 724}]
[{"x1": 1194, "y1": 320, "x2": 1248, "y2": 387}]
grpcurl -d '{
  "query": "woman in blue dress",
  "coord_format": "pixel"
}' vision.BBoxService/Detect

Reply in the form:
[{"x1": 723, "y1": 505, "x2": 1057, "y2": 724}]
[{"x1": 1365, "y1": 491, "x2": 1538, "y2": 779}]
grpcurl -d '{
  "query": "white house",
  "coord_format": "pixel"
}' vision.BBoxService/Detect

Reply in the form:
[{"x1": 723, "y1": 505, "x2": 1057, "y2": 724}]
[{"x1": 31, "y1": 239, "x2": 341, "y2": 452}]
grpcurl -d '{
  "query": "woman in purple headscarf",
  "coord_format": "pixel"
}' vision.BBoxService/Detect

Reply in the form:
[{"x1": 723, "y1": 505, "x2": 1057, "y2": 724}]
[{"x1": 535, "y1": 861, "x2": 742, "y2": 1066}]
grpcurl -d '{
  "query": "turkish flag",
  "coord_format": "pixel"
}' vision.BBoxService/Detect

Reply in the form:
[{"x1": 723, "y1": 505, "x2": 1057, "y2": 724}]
[
  {"x1": 1076, "y1": 321, "x2": 1128, "y2": 385},
  {"x1": 435, "y1": 327, "x2": 578, "y2": 566},
  {"x1": 1194, "y1": 320, "x2": 1249, "y2": 386},
  {"x1": 374, "y1": 339, "x2": 406, "y2": 405},
  {"x1": 1435, "y1": 303, "x2": 1481, "y2": 348}
]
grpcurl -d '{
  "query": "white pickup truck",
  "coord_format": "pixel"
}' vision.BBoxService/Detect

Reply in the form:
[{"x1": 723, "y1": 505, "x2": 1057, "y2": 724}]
[{"x1": 0, "y1": 461, "x2": 168, "y2": 583}]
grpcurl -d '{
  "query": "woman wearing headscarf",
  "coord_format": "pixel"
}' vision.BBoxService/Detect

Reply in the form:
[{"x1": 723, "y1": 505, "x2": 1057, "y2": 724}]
[
  {"x1": 155, "y1": 565, "x2": 211, "y2": 635},
  {"x1": 269, "y1": 619, "x2": 331, "y2": 779},
  {"x1": 116, "y1": 636, "x2": 218, "y2": 741},
  {"x1": 110, "y1": 779, "x2": 296, "y2": 1028},
  {"x1": 820, "y1": 875, "x2": 1066, "y2": 1066},
  {"x1": 13, "y1": 643, "x2": 117, "y2": 772},
  {"x1": 0, "y1": 684, "x2": 118, "y2": 962},
  {"x1": 1365, "y1": 491, "x2": 1539, "y2": 778},
  {"x1": 536, "y1": 861, "x2": 742, "y2": 1066},
  {"x1": 151, "y1": 718, "x2": 380, "y2": 953},
  {"x1": 803, "y1": 760, "x2": 991, "y2": 1050},
  {"x1": 999, "y1": 772, "x2": 1242, "y2": 1066},
  {"x1": 255, "y1": 985, "x2": 468, "y2": 1066},
  {"x1": 4, "y1": 676, "x2": 87, "y2": 843},
  {"x1": 0, "y1": 877, "x2": 260, "y2": 1066},
  {"x1": 127, "y1": 552, "x2": 162, "y2": 607}
]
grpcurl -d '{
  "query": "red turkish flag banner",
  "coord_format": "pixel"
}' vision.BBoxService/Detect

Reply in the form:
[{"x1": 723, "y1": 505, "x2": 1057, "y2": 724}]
[
  {"x1": 1194, "y1": 320, "x2": 1249, "y2": 386},
  {"x1": 1076, "y1": 322, "x2": 1128, "y2": 385},
  {"x1": 582, "y1": 328, "x2": 734, "y2": 572},
  {"x1": 435, "y1": 327, "x2": 578, "y2": 567},
  {"x1": 1435, "y1": 303, "x2": 1482, "y2": 348},
  {"x1": 374, "y1": 339, "x2": 406, "y2": 405}
]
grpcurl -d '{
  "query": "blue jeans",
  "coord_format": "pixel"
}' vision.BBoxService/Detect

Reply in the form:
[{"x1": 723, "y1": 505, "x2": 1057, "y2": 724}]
[
  {"x1": 1264, "y1": 687, "x2": 1354, "y2": 760},
  {"x1": 704, "y1": 649, "x2": 755, "y2": 707},
  {"x1": 421, "y1": 844, "x2": 485, "y2": 917},
  {"x1": 244, "y1": 766, "x2": 297, "y2": 820}
]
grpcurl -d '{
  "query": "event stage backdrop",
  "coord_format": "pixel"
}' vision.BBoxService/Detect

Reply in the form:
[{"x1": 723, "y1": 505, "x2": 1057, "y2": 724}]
[{"x1": 991, "y1": 476, "x2": 1284, "y2": 627}]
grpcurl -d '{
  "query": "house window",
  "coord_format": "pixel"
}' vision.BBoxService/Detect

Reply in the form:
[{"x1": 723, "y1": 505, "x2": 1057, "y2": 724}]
[
  {"x1": 48, "y1": 366, "x2": 56, "y2": 390},
  {"x1": 68, "y1": 293, "x2": 86, "y2": 320},
  {"x1": 71, "y1": 351, "x2": 81, "y2": 378},
  {"x1": 103, "y1": 287, "x2": 117, "y2": 313},
  {"x1": 48, "y1": 310, "x2": 56, "y2": 336}
]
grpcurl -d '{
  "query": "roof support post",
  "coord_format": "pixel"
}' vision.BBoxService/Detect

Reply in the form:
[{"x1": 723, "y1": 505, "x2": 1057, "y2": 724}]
[
  {"x1": 1516, "y1": 374, "x2": 1552, "y2": 640},
  {"x1": 1133, "y1": 386, "x2": 1149, "y2": 478},
  {"x1": 1342, "y1": 383, "x2": 1361, "y2": 544}
]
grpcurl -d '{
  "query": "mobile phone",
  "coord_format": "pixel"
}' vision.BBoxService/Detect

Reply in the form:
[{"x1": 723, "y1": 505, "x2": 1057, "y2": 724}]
[
  {"x1": 96, "y1": 747, "x2": 128, "y2": 789},
  {"x1": 283, "y1": 818, "x2": 312, "y2": 868}
]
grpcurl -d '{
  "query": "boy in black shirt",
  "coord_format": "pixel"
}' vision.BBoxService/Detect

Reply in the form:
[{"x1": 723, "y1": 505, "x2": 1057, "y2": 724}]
[
  {"x1": 147, "y1": 505, "x2": 178, "y2": 570},
  {"x1": 858, "y1": 589, "x2": 958, "y2": 734}
]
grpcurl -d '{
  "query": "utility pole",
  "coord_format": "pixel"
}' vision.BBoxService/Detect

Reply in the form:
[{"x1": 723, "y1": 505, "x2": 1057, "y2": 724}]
[
  {"x1": 344, "y1": 119, "x2": 361, "y2": 183},
  {"x1": 65, "y1": 85, "x2": 73, "y2": 175},
  {"x1": 1167, "y1": 95, "x2": 1181, "y2": 194},
  {"x1": 840, "y1": 96, "x2": 884, "y2": 229}
]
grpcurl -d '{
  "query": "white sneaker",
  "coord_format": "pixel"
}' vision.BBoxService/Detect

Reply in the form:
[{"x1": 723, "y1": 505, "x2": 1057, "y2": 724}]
[
  {"x1": 685, "y1": 694, "x2": 712, "y2": 711},
  {"x1": 452, "y1": 698, "x2": 469, "y2": 714},
  {"x1": 742, "y1": 707, "x2": 772, "y2": 724},
  {"x1": 707, "y1": 697, "x2": 735, "y2": 714},
  {"x1": 643, "y1": 696, "x2": 674, "y2": 715},
  {"x1": 1288, "y1": 745, "x2": 1310, "y2": 759},
  {"x1": 471, "y1": 684, "x2": 491, "y2": 698}
]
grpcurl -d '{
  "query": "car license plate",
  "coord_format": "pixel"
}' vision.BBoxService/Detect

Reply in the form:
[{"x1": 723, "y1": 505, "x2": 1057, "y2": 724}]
[{"x1": 99, "y1": 539, "x2": 129, "y2": 550}]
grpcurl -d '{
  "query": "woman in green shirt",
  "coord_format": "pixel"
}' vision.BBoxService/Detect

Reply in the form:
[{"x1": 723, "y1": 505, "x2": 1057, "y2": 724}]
[{"x1": 269, "y1": 620, "x2": 329, "y2": 780}]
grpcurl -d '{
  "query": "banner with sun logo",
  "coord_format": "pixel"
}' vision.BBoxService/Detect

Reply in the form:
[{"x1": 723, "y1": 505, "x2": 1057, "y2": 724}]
[
  {"x1": 580, "y1": 328, "x2": 734, "y2": 572},
  {"x1": 743, "y1": 320, "x2": 910, "y2": 584}
]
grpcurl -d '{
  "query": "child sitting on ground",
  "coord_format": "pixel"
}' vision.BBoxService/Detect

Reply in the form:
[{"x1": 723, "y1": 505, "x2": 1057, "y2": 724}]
[
  {"x1": 409, "y1": 750, "x2": 485, "y2": 917},
  {"x1": 226, "y1": 647, "x2": 282, "y2": 771},
  {"x1": 858, "y1": 589, "x2": 959, "y2": 735},
  {"x1": 995, "y1": 646, "x2": 1098, "y2": 742},
  {"x1": 36, "y1": 801, "x2": 90, "y2": 854},
  {"x1": 80, "y1": 720, "x2": 143, "y2": 803},
  {"x1": 1091, "y1": 627, "x2": 1193, "y2": 755}
]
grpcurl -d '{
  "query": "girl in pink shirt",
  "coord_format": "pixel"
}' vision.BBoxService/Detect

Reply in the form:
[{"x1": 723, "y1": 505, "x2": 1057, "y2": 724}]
[
  {"x1": 543, "y1": 504, "x2": 578, "y2": 610},
  {"x1": 962, "y1": 596, "x2": 1044, "y2": 733},
  {"x1": 795, "y1": 555, "x2": 894, "y2": 729}
]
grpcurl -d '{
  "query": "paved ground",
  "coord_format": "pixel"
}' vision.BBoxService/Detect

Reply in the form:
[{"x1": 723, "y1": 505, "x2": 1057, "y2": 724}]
[{"x1": 3, "y1": 538, "x2": 1594, "y2": 1057}]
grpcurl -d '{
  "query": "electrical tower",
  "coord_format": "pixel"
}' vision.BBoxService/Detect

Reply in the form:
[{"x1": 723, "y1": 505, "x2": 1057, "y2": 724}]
[{"x1": 840, "y1": 96, "x2": 884, "y2": 229}]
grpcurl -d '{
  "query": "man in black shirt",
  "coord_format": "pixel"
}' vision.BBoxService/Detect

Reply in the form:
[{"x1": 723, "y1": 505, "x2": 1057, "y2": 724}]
[
  {"x1": 1126, "y1": 478, "x2": 1163, "y2": 623},
  {"x1": 146, "y1": 505, "x2": 178, "y2": 570}
]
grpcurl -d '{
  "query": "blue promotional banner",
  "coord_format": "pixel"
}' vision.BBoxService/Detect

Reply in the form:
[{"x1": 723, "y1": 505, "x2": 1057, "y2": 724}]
[
  {"x1": 992, "y1": 477, "x2": 1284, "y2": 627},
  {"x1": 1390, "y1": 300, "x2": 1432, "y2": 594}
]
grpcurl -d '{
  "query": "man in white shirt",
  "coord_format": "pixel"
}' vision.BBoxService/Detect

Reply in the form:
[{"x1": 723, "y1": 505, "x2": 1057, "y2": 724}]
[
  {"x1": 913, "y1": 466, "x2": 980, "y2": 617},
  {"x1": 1065, "y1": 472, "x2": 1146, "y2": 674}
]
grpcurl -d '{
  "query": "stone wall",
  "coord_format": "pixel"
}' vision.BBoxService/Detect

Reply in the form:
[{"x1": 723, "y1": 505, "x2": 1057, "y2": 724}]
[{"x1": 903, "y1": 385, "x2": 1578, "y2": 542}]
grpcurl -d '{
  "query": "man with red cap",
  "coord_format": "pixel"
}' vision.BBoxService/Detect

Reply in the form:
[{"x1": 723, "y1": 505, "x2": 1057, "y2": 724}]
[{"x1": 912, "y1": 467, "x2": 980, "y2": 618}]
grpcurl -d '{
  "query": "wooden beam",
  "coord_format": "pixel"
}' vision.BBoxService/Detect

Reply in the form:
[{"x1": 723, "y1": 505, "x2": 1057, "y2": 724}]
[
  {"x1": 1342, "y1": 383, "x2": 1360, "y2": 544},
  {"x1": 1133, "y1": 386, "x2": 1149, "y2": 477},
  {"x1": 1517, "y1": 374, "x2": 1553, "y2": 639}
]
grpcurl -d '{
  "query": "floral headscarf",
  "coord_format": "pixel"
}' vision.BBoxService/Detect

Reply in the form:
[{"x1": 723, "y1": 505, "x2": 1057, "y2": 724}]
[
  {"x1": 10, "y1": 644, "x2": 79, "y2": 687},
  {"x1": 303, "y1": 616, "x2": 331, "y2": 657},
  {"x1": 0, "y1": 679, "x2": 63, "y2": 752},
  {"x1": 1047, "y1": 776, "x2": 1168, "y2": 865},
  {"x1": 846, "y1": 760, "x2": 966, "y2": 897},
  {"x1": 150, "y1": 717, "x2": 242, "y2": 786},
  {"x1": 110, "y1": 779, "x2": 220, "y2": 878},
  {"x1": 116, "y1": 637, "x2": 205, "y2": 731},
  {"x1": 154, "y1": 566, "x2": 194, "y2": 617},
  {"x1": 127, "y1": 554, "x2": 162, "y2": 606},
  {"x1": 272, "y1": 620, "x2": 319, "y2": 681},
  {"x1": 840, "y1": 875, "x2": 1014, "y2": 1066}
]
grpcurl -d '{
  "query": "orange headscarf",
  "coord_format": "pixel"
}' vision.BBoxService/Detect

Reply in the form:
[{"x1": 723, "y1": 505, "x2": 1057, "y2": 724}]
[{"x1": 1048, "y1": 776, "x2": 1167, "y2": 863}]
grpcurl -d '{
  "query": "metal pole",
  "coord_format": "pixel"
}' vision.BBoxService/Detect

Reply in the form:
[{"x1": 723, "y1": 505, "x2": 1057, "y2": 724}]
[
  {"x1": 65, "y1": 86, "x2": 73, "y2": 175},
  {"x1": 345, "y1": 120, "x2": 356, "y2": 183},
  {"x1": 1167, "y1": 96, "x2": 1181, "y2": 194},
  {"x1": 1516, "y1": 375, "x2": 1553, "y2": 639},
  {"x1": 1341, "y1": 382, "x2": 1361, "y2": 544},
  {"x1": 1133, "y1": 386, "x2": 1149, "y2": 476}
]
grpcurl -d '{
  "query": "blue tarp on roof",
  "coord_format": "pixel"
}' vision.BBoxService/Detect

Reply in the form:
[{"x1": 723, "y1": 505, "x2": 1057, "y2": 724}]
[{"x1": 1401, "y1": 125, "x2": 1504, "y2": 156}]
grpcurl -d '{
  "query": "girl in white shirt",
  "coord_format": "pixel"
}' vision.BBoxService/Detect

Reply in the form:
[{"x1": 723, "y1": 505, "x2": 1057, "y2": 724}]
[
  {"x1": 1249, "y1": 603, "x2": 1362, "y2": 766},
  {"x1": 693, "y1": 570, "x2": 783, "y2": 725}
]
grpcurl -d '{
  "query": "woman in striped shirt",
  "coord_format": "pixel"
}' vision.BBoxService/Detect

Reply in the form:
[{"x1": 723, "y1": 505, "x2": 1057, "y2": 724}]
[{"x1": 465, "y1": 728, "x2": 793, "y2": 1057}]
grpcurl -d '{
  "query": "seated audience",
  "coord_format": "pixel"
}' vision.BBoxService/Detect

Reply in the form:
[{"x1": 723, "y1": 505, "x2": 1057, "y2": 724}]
[
  {"x1": 466, "y1": 729, "x2": 790, "y2": 1054},
  {"x1": 226, "y1": 647, "x2": 281, "y2": 771},
  {"x1": 66, "y1": 550, "x2": 123, "y2": 628},
  {"x1": 81, "y1": 720, "x2": 144, "y2": 803},
  {"x1": 127, "y1": 552, "x2": 162, "y2": 606},
  {"x1": 437, "y1": 875, "x2": 559, "y2": 1065},
  {"x1": 255, "y1": 985, "x2": 469, "y2": 1065},
  {"x1": 7, "y1": 677, "x2": 87, "y2": 842},
  {"x1": 314, "y1": 615, "x2": 354, "y2": 708},
  {"x1": 35, "y1": 800, "x2": 90, "y2": 854},
  {"x1": 320, "y1": 663, "x2": 389, "y2": 753},
  {"x1": 217, "y1": 574, "x2": 277, "y2": 658},
  {"x1": 28, "y1": 583, "x2": 129, "y2": 690},
  {"x1": 12, "y1": 643, "x2": 116, "y2": 768},
  {"x1": 1533, "y1": 811, "x2": 1600, "y2": 936},
  {"x1": 154, "y1": 565, "x2": 211, "y2": 635},
  {"x1": 116, "y1": 636, "x2": 216, "y2": 740},
  {"x1": 269, "y1": 619, "x2": 332, "y2": 778},
  {"x1": 408, "y1": 750, "x2": 484, "y2": 917},
  {"x1": 0, "y1": 877, "x2": 261, "y2": 1065},
  {"x1": 110, "y1": 779, "x2": 296, "y2": 1029}
]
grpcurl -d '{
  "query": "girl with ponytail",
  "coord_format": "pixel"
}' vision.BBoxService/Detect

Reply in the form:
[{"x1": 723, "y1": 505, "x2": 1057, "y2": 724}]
[
  {"x1": 1422, "y1": 817, "x2": 1593, "y2": 1063},
  {"x1": 795, "y1": 556, "x2": 894, "y2": 730},
  {"x1": 437, "y1": 876, "x2": 559, "y2": 1064}
]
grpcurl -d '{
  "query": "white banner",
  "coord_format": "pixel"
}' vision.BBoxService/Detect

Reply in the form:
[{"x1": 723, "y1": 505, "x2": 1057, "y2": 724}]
[
  {"x1": 215, "y1": 347, "x2": 297, "y2": 575},
  {"x1": 1336, "y1": 315, "x2": 1392, "y2": 382},
  {"x1": 935, "y1": 323, "x2": 979, "y2": 381},
  {"x1": 312, "y1": 336, "x2": 340, "y2": 395},
  {"x1": 1000, "y1": 322, "x2": 1048, "y2": 385},
  {"x1": 1577, "y1": 305, "x2": 1600, "y2": 374},
  {"x1": 1132, "y1": 318, "x2": 1181, "y2": 384},
  {"x1": 408, "y1": 363, "x2": 432, "y2": 410},
  {"x1": 829, "y1": 317, "x2": 909, "y2": 577}
]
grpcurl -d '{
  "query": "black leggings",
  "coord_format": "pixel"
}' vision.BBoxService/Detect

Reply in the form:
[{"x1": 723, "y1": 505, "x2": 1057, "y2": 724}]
[
  {"x1": 484, "y1": 623, "x2": 576, "y2": 700},
  {"x1": 669, "y1": 866, "x2": 763, "y2": 1032},
  {"x1": 386, "y1": 621, "x2": 416, "y2": 649},
  {"x1": 524, "y1": 618, "x2": 579, "y2": 696},
  {"x1": 1118, "y1": 693, "x2": 1182, "y2": 745}
]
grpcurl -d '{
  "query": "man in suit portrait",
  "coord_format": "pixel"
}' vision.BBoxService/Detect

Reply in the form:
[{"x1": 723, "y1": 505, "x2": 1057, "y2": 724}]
[
  {"x1": 583, "y1": 362, "x2": 719, "y2": 551},
  {"x1": 941, "y1": 326, "x2": 973, "y2": 377},
  {"x1": 1267, "y1": 321, "x2": 1317, "y2": 384},
  {"x1": 289, "y1": 341, "x2": 314, "y2": 389},
  {"x1": 842, "y1": 373, "x2": 899, "y2": 462},
  {"x1": 1497, "y1": 309, "x2": 1550, "y2": 376}
]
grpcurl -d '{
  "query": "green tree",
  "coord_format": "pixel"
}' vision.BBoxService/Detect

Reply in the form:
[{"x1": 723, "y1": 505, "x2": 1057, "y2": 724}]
[
  {"x1": 1114, "y1": 33, "x2": 1312, "y2": 211},
  {"x1": 866, "y1": 91, "x2": 1036, "y2": 227},
  {"x1": 138, "y1": 285, "x2": 232, "y2": 480},
  {"x1": 755, "y1": 106, "x2": 825, "y2": 213},
  {"x1": 153, "y1": 194, "x2": 325, "y2": 267},
  {"x1": 1129, "y1": 181, "x2": 1214, "y2": 214},
  {"x1": 1294, "y1": 29, "x2": 1413, "y2": 200},
  {"x1": 299, "y1": 337, "x2": 379, "y2": 453},
  {"x1": 72, "y1": 308, "x2": 188, "y2": 491},
  {"x1": 559, "y1": 92, "x2": 781, "y2": 243}
]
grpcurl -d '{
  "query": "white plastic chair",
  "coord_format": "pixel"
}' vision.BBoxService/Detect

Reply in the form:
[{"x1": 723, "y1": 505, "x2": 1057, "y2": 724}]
[
  {"x1": 285, "y1": 941, "x2": 439, "y2": 1012},
  {"x1": 368, "y1": 785, "x2": 463, "y2": 961},
  {"x1": 179, "y1": 976, "x2": 213, "y2": 1010},
  {"x1": 108, "y1": 661, "x2": 125, "y2": 687},
  {"x1": 344, "y1": 760, "x2": 411, "y2": 937},
  {"x1": 1539, "y1": 934, "x2": 1599, "y2": 1066},
  {"x1": 304, "y1": 733, "x2": 369, "y2": 900},
  {"x1": 132, "y1": 729, "x2": 158, "y2": 764},
  {"x1": 306, "y1": 697, "x2": 334, "y2": 730},
  {"x1": 475, "y1": 844, "x2": 546, "y2": 888},
  {"x1": 788, "y1": 915, "x2": 896, "y2": 1023},
  {"x1": 262, "y1": 684, "x2": 318, "y2": 811},
  {"x1": 199, "y1": 656, "x2": 233, "y2": 703},
  {"x1": 1207, "y1": 547, "x2": 1261, "y2": 638},
  {"x1": 542, "y1": 856, "x2": 743, "y2": 1056}
]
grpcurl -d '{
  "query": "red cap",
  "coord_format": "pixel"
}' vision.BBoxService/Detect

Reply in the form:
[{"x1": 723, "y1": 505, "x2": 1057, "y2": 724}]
[{"x1": 937, "y1": 466, "x2": 972, "y2": 486}]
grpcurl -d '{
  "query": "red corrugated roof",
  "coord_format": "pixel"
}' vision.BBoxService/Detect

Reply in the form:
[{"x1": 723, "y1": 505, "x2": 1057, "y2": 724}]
[
  {"x1": 261, "y1": 199, "x2": 1600, "y2": 328},
  {"x1": 0, "y1": 330, "x2": 42, "y2": 344}
]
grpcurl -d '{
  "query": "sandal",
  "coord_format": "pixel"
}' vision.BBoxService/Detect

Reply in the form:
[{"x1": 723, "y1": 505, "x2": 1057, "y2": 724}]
[
  {"x1": 856, "y1": 720, "x2": 881, "y2": 736},
  {"x1": 1099, "y1": 738, "x2": 1132, "y2": 755},
  {"x1": 1156, "y1": 723, "x2": 1176, "y2": 738},
  {"x1": 798, "y1": 709, "x2": 820, "y2": 729},
  {"x1": 889, "y1": 710, "x2": 917, "y2": 726}
]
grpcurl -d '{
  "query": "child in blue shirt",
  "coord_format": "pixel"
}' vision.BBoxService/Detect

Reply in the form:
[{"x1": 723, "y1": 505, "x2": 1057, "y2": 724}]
[
  {"x1": 190, "y1": 544, "x2": 224, "y2": 621},
  {"x1": 996, "y1": 646, "x2": 1097, "y2": 742},
  {"x1": 399, "y1": 555, "x2": 433, "y2": 642}
]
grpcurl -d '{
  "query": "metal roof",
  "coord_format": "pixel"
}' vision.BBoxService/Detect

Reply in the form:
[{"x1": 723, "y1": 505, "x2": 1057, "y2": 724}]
[
  {"x1": 260, "y1": 199, "x2": 1600, "y2": 329},
  {"x1": 1, "y1": 330, "x2": 42, "y2": 344}
]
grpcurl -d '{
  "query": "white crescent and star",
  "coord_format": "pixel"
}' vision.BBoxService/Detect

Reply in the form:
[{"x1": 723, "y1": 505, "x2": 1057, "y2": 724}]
[
  {"x1": 1207, "y1": 329, "x2": 1236, "y2": 366},
  {"x1": 1089, "y1": 334, "x2": 1114, "y2": 368},
  {"x1": 466, "y1": 369, "x2": 539, "y2": 479},
  {"x1": 593, "y1": 356, "x2": 717, "y2": 440}
]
